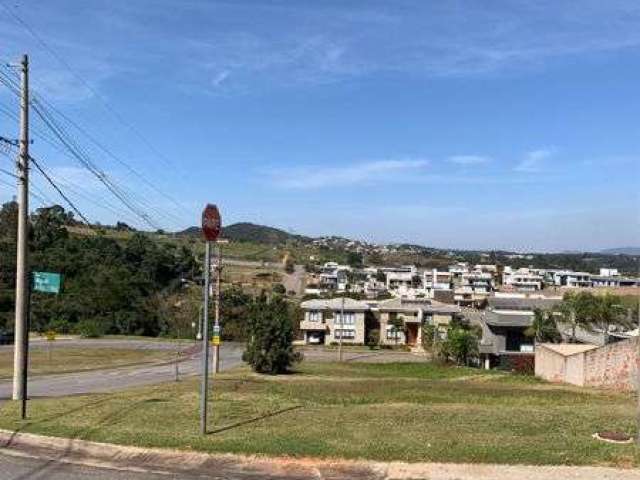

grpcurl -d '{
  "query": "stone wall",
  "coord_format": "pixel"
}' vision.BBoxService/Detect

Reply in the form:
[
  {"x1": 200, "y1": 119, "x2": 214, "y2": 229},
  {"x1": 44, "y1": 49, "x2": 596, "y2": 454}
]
[{"x1": 584, "y1": 337, "x2": 639, "y2": 391}]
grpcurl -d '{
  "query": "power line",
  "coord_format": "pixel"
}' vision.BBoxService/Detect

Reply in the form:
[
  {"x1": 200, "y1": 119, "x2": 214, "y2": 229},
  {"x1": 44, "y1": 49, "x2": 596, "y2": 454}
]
[
  {"x1": 29, "y1": 154, "x2": 91, "y2": 224},
  {"x1": 30, "y1": 99, "x2": 161, "y2": 229},
  {"x1": 0, "y1": 3, "x2": 188, "y2": 178},
  {"x1": 0, "y1": 69, "x2": 183, "y2": 228},
  {"x1": 0, "y1": 61, "x2": 180, "y2": 231},
  {"x1": 0, "y1": 166, "x2": 17, "y2": 179}
]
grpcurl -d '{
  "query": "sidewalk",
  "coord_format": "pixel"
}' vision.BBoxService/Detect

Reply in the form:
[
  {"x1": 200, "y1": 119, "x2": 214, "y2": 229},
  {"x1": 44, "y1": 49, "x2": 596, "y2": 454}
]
[{"x1": 0, "y1": 429, "x2": 638, "y2": 480}]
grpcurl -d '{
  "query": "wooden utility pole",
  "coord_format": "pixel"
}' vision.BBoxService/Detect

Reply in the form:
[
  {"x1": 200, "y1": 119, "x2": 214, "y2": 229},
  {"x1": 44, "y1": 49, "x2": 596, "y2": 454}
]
[{"x1": 12, "y1": 54, "x2": 29, "y2": 402}]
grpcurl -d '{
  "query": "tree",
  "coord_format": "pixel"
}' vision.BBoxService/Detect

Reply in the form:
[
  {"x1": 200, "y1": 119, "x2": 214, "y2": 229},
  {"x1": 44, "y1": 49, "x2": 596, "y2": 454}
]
[
  {"x1": 591, "y1": 293, "x2": 632, "y2": 344},
  {"x1": 440, "y1": 327, "x2": 479, "y2": 366},
  {"x1": 346, "y1": 252, "x2": 363, "y2": 268},
  {"x1": 557, "y1": 291, "x2": 595, "y2": 343},
  {"x1": 525, "y1": 308, "x2": 561, "y2": 343},
  {"x1": 243, "y1": 295, "x2": 302, "y2": 374}
]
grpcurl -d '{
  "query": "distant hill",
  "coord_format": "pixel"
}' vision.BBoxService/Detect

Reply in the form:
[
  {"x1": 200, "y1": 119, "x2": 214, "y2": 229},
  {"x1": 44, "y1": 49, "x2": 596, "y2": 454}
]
[
  {"x1": 177, "y1": 222, "x2": 310, "y2": 244},
  {"x1": 600, "y1": 247, "x2": 640, "y2": 255}
]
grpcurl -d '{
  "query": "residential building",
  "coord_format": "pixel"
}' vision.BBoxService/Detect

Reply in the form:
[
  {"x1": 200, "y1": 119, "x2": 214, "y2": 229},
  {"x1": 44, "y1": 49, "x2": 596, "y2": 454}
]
[
  {"x1": 382, "y1": 265, "x2": 418, "y2": 292},
  {"x1": 478, "y1": 294, "x2": 562, "y2": 368},
  {"x1": 299, "y1": 297, "x2": 371, "y2": 345},
  {"x1": 503, "y1": 267, "x2": 544, "y2": 291},
  {"x1": 299, "y1": 296, "x2": 460, "y2": 348},
  {"x1": 591, "y1": 275, "x2": 640, "y2": 288},
  {"x1": 546, "y1": 270, "x2": 592, "y2": 288},
  {"x1": 422, "y1": 269, "x2": 452, "y2": 299},
  {"x1": 454, "y1": 271, "x2": 493, "y2": 307}
]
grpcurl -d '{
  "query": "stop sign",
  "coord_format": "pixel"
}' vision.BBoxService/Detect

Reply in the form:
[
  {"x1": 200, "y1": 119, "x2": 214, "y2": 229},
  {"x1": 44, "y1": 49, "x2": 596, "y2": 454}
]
[{"x1": 201, "y1": 204, "x2": 221, "y2": 242}]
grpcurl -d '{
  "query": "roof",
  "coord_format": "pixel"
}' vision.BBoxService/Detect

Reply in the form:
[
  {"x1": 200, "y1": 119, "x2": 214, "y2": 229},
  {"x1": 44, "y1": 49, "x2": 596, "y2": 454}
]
[
  {"x1": 538, "y1": 343, "x2": 599, "y2": 356},
  {"x1": 377, "y1": 297, "x2": 430, "y2": 312},
  {"x1": 424, "y1": 301, "x2": 461, "y2": 314},
  {"x1": 488, "y1": 296, "x2": 561, "y2": 311},
  {"x1": 300, "y1": 298, "x2": 370, "y2": 311},
  {"x1": 484, "y1": 311, "x2": 534, "y2": 327}
]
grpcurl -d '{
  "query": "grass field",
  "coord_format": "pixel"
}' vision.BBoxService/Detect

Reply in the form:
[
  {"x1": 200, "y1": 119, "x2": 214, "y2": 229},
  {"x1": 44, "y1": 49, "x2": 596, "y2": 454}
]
[
  {"x1": 0, "y1": 361, "x2": 637, "y2": 466},
  {"x1": 0, "y1": 346, "x2": 175, "y2": 379}
]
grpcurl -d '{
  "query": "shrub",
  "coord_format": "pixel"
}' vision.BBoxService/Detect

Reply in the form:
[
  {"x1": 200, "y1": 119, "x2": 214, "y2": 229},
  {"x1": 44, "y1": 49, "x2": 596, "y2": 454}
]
[
  {"x1": 76, "y1": 319, "x2": 106, "y2": 338},
  {"x1": 243, "y1": 295, "x2": 302, "y2": 374},
  {"x1": 440, "y1": 328, "x2": 479, "y2": 366}
]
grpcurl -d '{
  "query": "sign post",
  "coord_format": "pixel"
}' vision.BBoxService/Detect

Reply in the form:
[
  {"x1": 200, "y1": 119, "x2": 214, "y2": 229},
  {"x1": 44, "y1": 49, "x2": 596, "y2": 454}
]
[
  {"x1": 200, "y1": 204, "x2": 221, "y2": 435},
  {"x1": 22, "y1": 271, "x2": 62, "y2": 419}
]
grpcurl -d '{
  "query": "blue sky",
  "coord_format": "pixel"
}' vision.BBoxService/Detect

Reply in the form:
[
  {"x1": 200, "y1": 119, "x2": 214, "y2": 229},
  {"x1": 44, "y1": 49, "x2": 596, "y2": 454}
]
[{"x1": 0, "y1": 0, "x2": 638, "y2": 252}]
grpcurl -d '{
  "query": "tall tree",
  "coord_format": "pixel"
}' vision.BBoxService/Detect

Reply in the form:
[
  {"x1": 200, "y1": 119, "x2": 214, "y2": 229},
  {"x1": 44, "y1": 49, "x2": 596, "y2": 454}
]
[
  {"x1": 525, "y1": 308, "x2": 561, "y2": 343},
  {"x1": 243, "y1": 294, "x2": 302, "y2": 374}
]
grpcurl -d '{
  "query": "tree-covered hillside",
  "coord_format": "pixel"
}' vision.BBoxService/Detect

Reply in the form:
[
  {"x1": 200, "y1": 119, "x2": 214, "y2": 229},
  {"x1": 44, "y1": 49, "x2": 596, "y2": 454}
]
[{"x1": 0, "y1": 202, "x2": 198, "y2": 336}]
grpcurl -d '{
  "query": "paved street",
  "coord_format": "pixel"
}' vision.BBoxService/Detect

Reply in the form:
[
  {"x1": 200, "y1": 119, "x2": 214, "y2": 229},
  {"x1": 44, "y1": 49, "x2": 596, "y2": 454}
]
[
  {"x1": 1, "y1": 452, "x2": 198, "y2": 480},
  {"x1": 0, "y1": 341, "x2": 245, "y2": 399}
]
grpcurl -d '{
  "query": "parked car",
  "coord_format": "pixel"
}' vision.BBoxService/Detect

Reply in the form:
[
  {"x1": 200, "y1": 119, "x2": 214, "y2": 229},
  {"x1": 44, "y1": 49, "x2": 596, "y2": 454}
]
[{"x1": 0, "y1": 331, "x2": 15, "y2": 345}]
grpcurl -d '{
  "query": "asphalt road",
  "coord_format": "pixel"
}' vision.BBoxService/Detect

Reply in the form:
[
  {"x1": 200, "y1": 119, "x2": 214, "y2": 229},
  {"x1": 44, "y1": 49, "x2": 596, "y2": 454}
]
[
  {"x1": 0, "y1": 452, "x2": 196, "y2": 480},
  {"x1": 0, "y1": 341, "x2": 245, "y2": 399}
]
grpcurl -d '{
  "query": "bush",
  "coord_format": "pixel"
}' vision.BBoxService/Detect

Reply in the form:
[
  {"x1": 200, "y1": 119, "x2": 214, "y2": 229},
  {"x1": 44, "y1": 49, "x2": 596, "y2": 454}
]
[
  {"x1": 440, "y1": 328, "x2": 479, "y2": 366},
  {"x1": 76, "y1": 319, "x2": 106, "y2": 338},
  {"x1": 243, "y1": 295, "x2": 302, "y2": 374},
  {"x1": 498, "y1": 354, "x2": 535, "y2": 375},
  {"x1": 272, "y1": 283, "x2": 286, "y2": 295},
  {"x1": 366, "y1": 328, "x2": 380, "y2": 348}
]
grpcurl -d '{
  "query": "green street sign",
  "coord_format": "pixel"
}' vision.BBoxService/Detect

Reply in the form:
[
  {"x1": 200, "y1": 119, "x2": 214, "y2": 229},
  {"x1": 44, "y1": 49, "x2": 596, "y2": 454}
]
[{"x1": 32, "y1": 272, "x2": 62, "y2": 294}]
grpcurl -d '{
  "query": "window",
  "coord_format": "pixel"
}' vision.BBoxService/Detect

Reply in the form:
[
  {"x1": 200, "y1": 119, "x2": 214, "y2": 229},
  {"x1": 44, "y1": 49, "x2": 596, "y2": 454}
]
[
  {"x1": 335, "y1": 328, "x2": 355, "y2": 339},
  {"x1": 308, "y1": 310, "x2": 322, "y2": 322},
  {"x1": 386, "y1": 324, "x2": 402, "y2": 340},
  {"x1": 335, "y1": 312, "x2": 355, "y2": 325}
]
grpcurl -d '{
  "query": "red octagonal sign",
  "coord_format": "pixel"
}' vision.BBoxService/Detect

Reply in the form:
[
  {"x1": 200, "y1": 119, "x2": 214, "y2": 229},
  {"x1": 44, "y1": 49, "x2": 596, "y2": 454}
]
[{"x1": 201, "y1": 204, "x2": 221, "y2": 242}]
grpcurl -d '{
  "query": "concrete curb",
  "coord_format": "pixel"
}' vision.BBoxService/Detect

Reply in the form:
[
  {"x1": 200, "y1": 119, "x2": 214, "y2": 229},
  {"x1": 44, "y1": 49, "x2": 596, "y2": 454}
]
[{"x1": 0, "y1": 429, "x2": 638, "y2": 479}]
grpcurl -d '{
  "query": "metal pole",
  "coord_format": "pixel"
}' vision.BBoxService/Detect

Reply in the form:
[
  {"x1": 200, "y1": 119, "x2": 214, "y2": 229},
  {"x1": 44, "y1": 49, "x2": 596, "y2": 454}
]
[
  {"x1": 13, "y1": 54, "x2": 29, "y2": 402},
  {"x1": 212, "y1": 242, "x2": 221, "y2": 373},
  {"x1": 199, "y1": 241, "x2": 211, "y2": 435},
  {"x1": 338, "y1": 295, "x2": 344, "y2": 362}
]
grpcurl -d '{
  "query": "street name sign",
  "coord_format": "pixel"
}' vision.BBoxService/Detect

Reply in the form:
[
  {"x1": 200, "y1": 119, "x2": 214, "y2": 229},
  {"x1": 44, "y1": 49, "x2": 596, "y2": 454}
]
[{"x1": 32, "y1": 272, "x2": 62, "y2": 294}]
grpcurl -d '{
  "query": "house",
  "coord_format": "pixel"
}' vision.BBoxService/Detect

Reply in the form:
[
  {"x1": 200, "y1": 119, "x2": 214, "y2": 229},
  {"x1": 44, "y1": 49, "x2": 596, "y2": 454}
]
[
  {"x1": 422, "y1": 269, "x2": 452, "y2": 298},
  {"x1": 453, "y1": 271, "x2": 493, "y2": 307},
  {"x1": 502, "y1": 267, "x2": 544, "y2": 291},
  {"x1": 478, "y1": 294, "x2": 562, "y2": 369},
  {"x1": 546, "y1": 270, "x2": 592, "y2": 288},
  {"x1": 318, "y1": 262, "x2": 351, "y2": 291},
  {"x1": 535, "y1": 338, "x2": 639, "y2": 391},
  {"x1": 591, "y1": 274, "x2": 640, "y2": 288},
  {"x1": 382, "y1": 265, "x2": 418, "y2": 294},
  {"x1": 299, "y1": 297, "x2": 371, "y2": 345},
  {"x1": 299, "y1": 296, "x2": 461, "y2": 348}
]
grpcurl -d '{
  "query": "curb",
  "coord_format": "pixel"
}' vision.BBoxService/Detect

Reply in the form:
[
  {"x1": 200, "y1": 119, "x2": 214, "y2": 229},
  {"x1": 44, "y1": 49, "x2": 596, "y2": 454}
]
[
  {"x1": 0, "y1": 429, "x2": 386, "y2": 479},
  {"x1": 0, "y1": 429, "x2": 638, "y2": 479}
]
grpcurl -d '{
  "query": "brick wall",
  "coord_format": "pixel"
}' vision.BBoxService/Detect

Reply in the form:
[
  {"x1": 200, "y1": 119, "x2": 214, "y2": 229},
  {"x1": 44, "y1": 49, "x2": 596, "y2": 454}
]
[{"x1": 584, "y1": 337, "x2": 639, "y2": 391}]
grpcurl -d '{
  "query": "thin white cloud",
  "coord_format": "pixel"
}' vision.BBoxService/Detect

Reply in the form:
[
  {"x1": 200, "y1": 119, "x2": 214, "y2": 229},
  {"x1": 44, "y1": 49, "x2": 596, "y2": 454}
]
[
  {"x1": 271, "y1": 158, "x2": 429, "y2": 189},
  {"x1": 514, "y1": 148, "x2": 555, "y2": 173},
  {"x1": 448, "y1": 155, "x2": 491, "y2": 165}
]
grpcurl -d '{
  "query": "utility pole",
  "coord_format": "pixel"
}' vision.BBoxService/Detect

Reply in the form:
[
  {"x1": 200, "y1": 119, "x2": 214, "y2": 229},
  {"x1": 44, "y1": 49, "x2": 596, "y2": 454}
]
[
  {"x1": 12, "y1": 54, "x2": 29, "y2": 402},
  {"x1": 338, "y1": 295, "x2": 344, "y2": 362}
]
